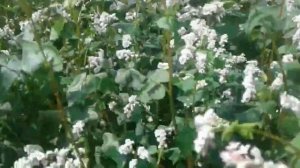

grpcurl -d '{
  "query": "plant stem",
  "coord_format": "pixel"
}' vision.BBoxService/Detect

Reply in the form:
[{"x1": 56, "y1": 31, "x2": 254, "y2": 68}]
[
  {"x1": 253, "y1": 130, "x2": 300, "y2": 157},
  {"x1": 29, "y1": 16, "x2": 86, "y2": 168},
  {"x1": 156, "y1": 148, "x2": 163, "y2": 168},
  {"x1": 271, "y1": 38, "x2": 288, "y2": 91},
  {"x1": 164, "y1": 31, "x2": 177, "y2": 132}
]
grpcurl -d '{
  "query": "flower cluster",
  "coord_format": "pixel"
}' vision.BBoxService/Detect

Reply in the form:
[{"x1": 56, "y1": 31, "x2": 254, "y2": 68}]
[
  {"x1": 241, "y1": 60, "x2": 261, "y2": 103},
  {"x1": 154, "y1": 127, "x2": 174, "y2": 149},
  {"x1": 92, "y1": 12, "x2": 118, "y2": 34},
  {"x1": 72, "y1": 120, "x2": 85, "y2": 139},
  {"x1": 118, "y1": 139, "x2": 150, "y2": 167},
  {"x1": 118, "y1": 139, "x2": 135, "y2": 155},
  {"x1": 87, "y1": 49, "x2": 105, "y2": 73},
  {"x1": 194, "y1": 109, "x2": 227, "y2": 155},
  {"x1": 14, "y1": 145, "x2": 85, "y2": 168},
  {"x1": 280, "y1": 92, "x2": 300, "y2": 116},
  {"x1": 123, "y1": 95, "x2": 140, "y2": 118},
  {"x1": 220, "y1": 142, "x2": 287, "y2": 168}
]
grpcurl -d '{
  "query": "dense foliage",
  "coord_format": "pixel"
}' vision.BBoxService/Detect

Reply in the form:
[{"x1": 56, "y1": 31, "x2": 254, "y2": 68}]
[{"x1": 1, "y1": 0, "x2": 300, "y2": 167}]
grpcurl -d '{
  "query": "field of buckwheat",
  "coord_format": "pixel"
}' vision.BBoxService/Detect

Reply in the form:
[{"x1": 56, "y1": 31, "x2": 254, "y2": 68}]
[{"x1": 2, "y1": 0, "x2": 300, "y2": 167}]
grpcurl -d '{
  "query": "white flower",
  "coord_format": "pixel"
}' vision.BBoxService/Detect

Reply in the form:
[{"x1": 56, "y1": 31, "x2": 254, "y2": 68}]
[
  {"x1": 222, "y1": 89, "x2": 232, "y2": 99},
  {"x1": 220, "y1": 142, "x2": 263, "y2": 167},
  {"x1": 108, "y1": 101, "x2": 117, "y2": 111},
  {"x1": 202, "y1": 1, "x2": 224, "y2": 16},
  {"x1": 220, "y1": 142, "x2": 287, "y2": 168},
  {"x1": 179, "y1": 48, "x2": 194, "y2": 65},
  {"x1": 270, "y1": 61, "x2": 279, "y2": 69},
  {"x1": 181, "y1": 32, "x2": 197, "y2": 47},
  {"x1": 286, "y1": 0, "x2": 295, "y2": 13},
  {"x1": 92, "y1": 12, "x2": 118, "y2": 34},
  {"x1": 88, "y1": 49, "x2": 105, "y2": 73},
  {"x1": 157, "y1": 62, "x2": 169, "y2": 70},
  {"x1": 122, "y1": 34, "x2": 132, "y2": 48},
  {"x1": 282, "y1": 54, "x2": 294, "y2": 63},
  {"x1": 195, "y1": 51, "x2": 207, "y2": 73},
  {"x1": 194, "y1": 125, "x2": 215, "y2": 155},
  {"x1": 154, "y1": 128, "x2": 169, "y2": 149},
  {"x1": 124, "y1": 95, "x2": 139, "y2": 118},
  {"x1": 72, "y1": 120, "x2": 85, "y2": 138},
  {"x1": 215, "y1": 68, "x2": 229, "y2": 84},
  {"x1": 227, "y1": 53, "x2": 247, "y2": 64},
  {"x1": 241, "y1": 61, "x2": 260, "y2": 103},
  {"x1": 170, "y1": 39, "x2": 175, "y2": 48},
  {"x1": 147, "y1": 116, "x2": 153, "y2": 122},
  {"x1": 129, "y1": 159, "x2": 138, "y2": 168},
  {"x1": 194, "y1": 108, "x2": 224, "y2": 128},
  {"x1": 28, "y1": 151, "x2": 46, "y2": 166},
  {"x1": 178, "y1": 27, "x2": 187, "y2": 35},
  {"x1": 137, "y1": 146, "x2": 150, "y2": 160},
  {"x1": 270, "y1": 73, "x2": 283, "y2": 90},
  {"x1": 118, "y1": 139, "x2": 135, "y2": 155},
  {"x1": 24, "y1": 145, "x2": 44, "y2": 155},
  {"x1": 280, "y1": 92, "x2": 300, "y2": 116},
  {"x1": 196, "y1": 80, "x2": 207, "y2": 90},
  {"x1": 14, "y1": 158, "x2": 32, "y2": 168},
  {"x1": 194, "y1": 108, "x2": 227, "y2": 155},
  {"x1": 166, "y1": 0, "x2": 177, "y2": 8},
  {"x1": 116, "y1": 49, "x2": 135, "y2": 60},
  {"x1": 219, "y1": 34, "x2": 228, "y2": 47},
  {"x1": 125, "y1": 11, "x2": 137, "y2": 21}
]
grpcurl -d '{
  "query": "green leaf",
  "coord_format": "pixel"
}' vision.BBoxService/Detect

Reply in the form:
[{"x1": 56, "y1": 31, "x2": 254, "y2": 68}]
[
  {"x1": 147, "y1": 83, "x2": 166, "y2": 100},
  {"x1": 43, "y1": 44, "x2": 63, "y2": 72},
  {"x1": 148, "y1": 69, "x2": 169, "y2": 83},
  {"x1": 0, "y1": 67, "x2": 18, "y2": 91},
  {"x1": 222, "y1": 122, "x2": 259, "y2": 141},
  {"x1": 167, "y1": 148, "x2": 181, "y2": 165},
  {"x1": 278, "y1": 112, "x2": 300, "y2": 138},
  {"x1": 101, "y1": 133, "x2": 119, "y2": 152},
  {"x1": 115, "y1": 68, "x2": 130, "y2": 86},
  {"x1": 286, "y1": 132, "x2": 300, "y2": 153},
  {"x1": 175, "y1": 126, "x2": 196, "y2": 157},
  {"x1": 50, "y1": 18, "x2": 65, "y2": 41},
  {"x1": 21, "y1": 41, "x2": 63, "y2": 73},
  {"x1": 115, "y1": 68, "x2": 145, "y2": 90},
  {"x1": 101, "y1": 133, "x2": 123, "y2": 168},
  {"x1": 174, "y1": 78, "x2": 196, "y2": 93},
  {"x1": 156, "y1": 16, "x2": 173, "y2": 30},
  {"x1": 21, "y1": 41, "x2": 44, "y2": 73}
]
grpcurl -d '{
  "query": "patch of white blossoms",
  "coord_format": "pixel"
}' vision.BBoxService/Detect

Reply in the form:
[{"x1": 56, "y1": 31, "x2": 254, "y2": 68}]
[
  {"x1": 92, "y1": 12, "x2": 118, "y2": 34},
  {"x1": 72, "y1": 120, "x2": 85, "y2": 139},
  {"x1": 270, "y1": 73, "x2": 283, "y2": 90},
  {"x1": 280, "y1": 92, "x2": 300, "y2": 116},
  {"x1": 129, "y1": 159, "x2": 138, "y2": 168},
  {"x1": 118, "y1": 139, "x2": 135, "y2": 155},
  {"x1": 292, "y1": 15, "x2": 300, "y2": 49},
  {"x1": 220, "y1": 142, "x2": 287, "y2": 168},
  {"x1": 241, "y1": 60, "x2": 260, "y2": 103},
  {"x1": 137, "y1": 146, "x2": 150, "y2": 160},
  {"x1": 157, "y1": 62, "x2": 169, "y2": 70},
  {"x1": 14, "y1": 145, "x2": 85, "y2": 168},
  {"x1": 194, "y1": 108, "x2": 227, "y2": 155},
  {"x1": 87, "y1": 49, "x2": 105, "y2": 73},
  {"x1": 118, "y1": 139, "x2": 150, "y2": 161},
  {"x1": 0, "y1": 25, "x2": 14, "y2": 39},
  {"x1": 201, "y1": 1, "x2": 225, "y2": 20},
  {"x1": 122, "y1": 34, "x2": 132, "y2": 48},
  {"x1": 123, "y1": 95, "x2": 139, "y2": 118},
  {"x1": 282, "y1": 54, "x2": 294, "y2": 63},
  {"x1": 154, "y1": 127, "x2": 174, "y2": 149}
]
